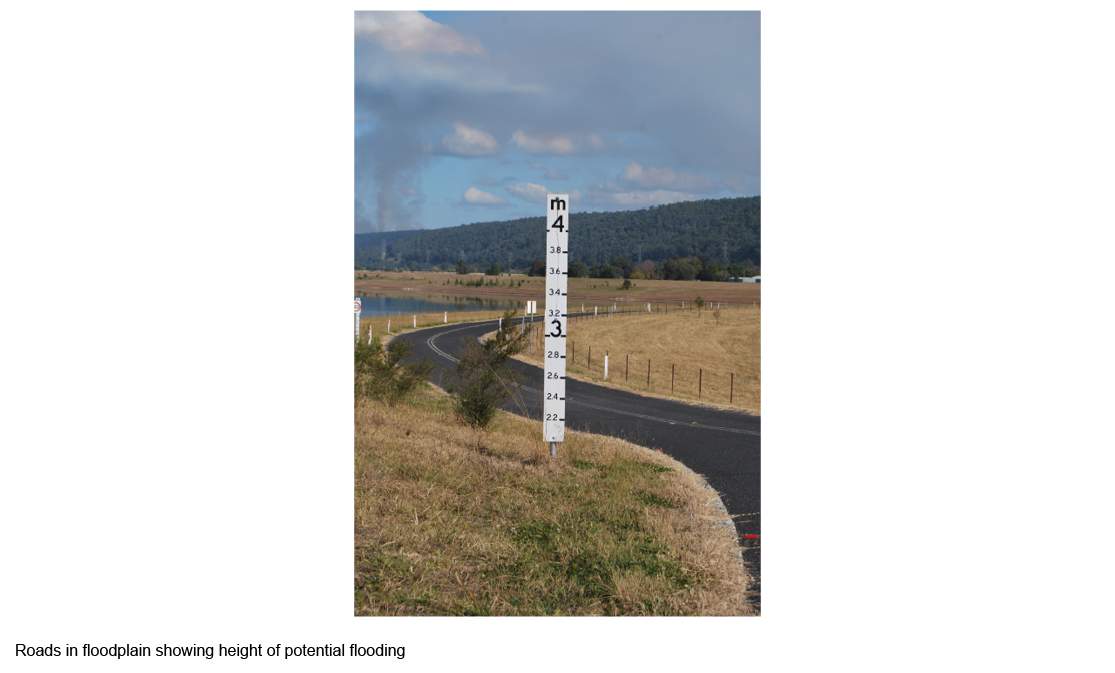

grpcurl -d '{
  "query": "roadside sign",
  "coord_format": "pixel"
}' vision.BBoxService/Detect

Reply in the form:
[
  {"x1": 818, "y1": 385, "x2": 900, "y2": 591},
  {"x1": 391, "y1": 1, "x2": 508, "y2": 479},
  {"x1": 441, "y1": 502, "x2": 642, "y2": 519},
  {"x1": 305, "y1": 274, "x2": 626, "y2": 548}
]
[
  {"x1": 354, "y1": 298, "x2": 362, "y2": 339},
  {"x1": 544, "y1": 194, "x2": 569, "y2": 450}
]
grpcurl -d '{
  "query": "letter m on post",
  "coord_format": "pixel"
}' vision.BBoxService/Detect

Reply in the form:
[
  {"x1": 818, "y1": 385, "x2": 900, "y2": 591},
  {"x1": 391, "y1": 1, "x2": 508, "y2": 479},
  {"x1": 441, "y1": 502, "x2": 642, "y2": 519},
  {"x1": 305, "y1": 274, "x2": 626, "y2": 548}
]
[{"x1": 550, "y1": 197, "x2": 566, "y2": 211}]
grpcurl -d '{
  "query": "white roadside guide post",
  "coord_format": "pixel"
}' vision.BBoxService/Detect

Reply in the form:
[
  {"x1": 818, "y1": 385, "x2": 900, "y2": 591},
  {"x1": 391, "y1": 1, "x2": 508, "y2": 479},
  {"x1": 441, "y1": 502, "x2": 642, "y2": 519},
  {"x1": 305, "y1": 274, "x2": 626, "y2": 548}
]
[
  {"x1": 526, "y1": 300, "x2": 535, "y2": 354},
  {"x1": 544, "y1": 194, "x2": 569, "y2": 457},
  {"x1": 354, "y1": 298, "x2": 361, "y2": 340}
]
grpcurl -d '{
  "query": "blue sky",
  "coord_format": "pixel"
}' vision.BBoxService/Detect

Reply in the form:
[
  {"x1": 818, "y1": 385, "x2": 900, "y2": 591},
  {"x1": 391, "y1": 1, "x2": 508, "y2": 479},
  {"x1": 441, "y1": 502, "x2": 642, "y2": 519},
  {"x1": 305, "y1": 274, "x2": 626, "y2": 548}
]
[{"x1": 355, "y1": 11, "x2": 760, "y2": 233}]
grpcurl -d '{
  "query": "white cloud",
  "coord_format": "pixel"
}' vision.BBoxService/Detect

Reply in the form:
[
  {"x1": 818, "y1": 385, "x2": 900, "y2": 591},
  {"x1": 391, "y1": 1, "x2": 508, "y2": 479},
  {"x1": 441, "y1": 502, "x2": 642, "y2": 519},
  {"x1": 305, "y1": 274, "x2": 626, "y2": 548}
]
[
  {"x1": 582, "y1": 187, "x2": 700, "y2": 209},
  {"x1": 506, "y1": 182, "x2": 550, "y2": 204},
  {"x1": 355, "y1": 11, "x2": 485, "y2": 56},
  {"x1": 620, "y1": 162, "x2": 718, "y2": 193},
  {"x1": 543, "y1": 168, "x2": 568, "y2": 180},
  {"x1": 462, "y1": 187, "x2": 508, "y2": 205},
  {"x1": 441, "y1": 123, "x2": 499, "y2": 156},
  {"x1": 511, "y1": 131, "x2": 576, "y2": 155}
]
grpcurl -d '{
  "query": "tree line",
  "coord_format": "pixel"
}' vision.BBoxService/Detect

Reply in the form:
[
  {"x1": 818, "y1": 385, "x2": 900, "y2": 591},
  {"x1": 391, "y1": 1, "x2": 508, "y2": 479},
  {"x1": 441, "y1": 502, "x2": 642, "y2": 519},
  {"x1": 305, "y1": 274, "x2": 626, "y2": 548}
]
[{"x1": 355, "y1": 196, "x2": 760, "y2": 274}]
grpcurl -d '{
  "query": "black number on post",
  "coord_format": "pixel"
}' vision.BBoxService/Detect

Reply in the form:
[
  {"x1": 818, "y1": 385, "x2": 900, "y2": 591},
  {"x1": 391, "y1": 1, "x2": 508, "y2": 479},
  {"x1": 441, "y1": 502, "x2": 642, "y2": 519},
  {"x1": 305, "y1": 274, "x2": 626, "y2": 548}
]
[
  {"x1": 551, "y1": 215, "x2": 564, "y2": 232},
  {"x1": 549, "y1": 319, "x2": 563, "y2": 337}
]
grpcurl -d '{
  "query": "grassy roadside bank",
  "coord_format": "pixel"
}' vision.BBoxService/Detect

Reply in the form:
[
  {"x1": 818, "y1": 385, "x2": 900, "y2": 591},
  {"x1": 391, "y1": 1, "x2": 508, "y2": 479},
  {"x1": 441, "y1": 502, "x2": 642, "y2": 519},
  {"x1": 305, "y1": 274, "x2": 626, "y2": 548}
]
[
  {"x1": 355, "y1": 385, "x2": 755, "y2": 615},
  {"x1": 516, "y1": 305, "x2": 761, "y2": 415}
]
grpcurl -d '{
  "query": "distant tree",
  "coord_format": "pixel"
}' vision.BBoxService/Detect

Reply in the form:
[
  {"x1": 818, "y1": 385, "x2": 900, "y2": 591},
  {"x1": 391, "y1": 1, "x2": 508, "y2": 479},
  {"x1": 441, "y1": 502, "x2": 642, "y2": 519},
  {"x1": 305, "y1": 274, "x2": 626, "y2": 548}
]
[
  {"x1": 528, "y1": 260, "x2": 546, "y2": 277},
  {"x1": 621, "y1": 278, "x2": 632, "y2": 290},
  {"x1": 695, "y1": 295, "x2": 705, "y2": 316},
  {"x1": 568, "y1": 259, "x2": 590, "y2": 278},
  {"x1": 662, "y1": 258, "x2": 698, "y2": 281},
  {"x1": 610, "y1": 255, "x2": 635, "y2": 278},
  {"x1": 590, "y1": 264, "x2": 624, "y2": 279},
  {"x1": 698, "y1": 263, "x2": 725, "y2": 282},
  {"x1": 486, "y1": 262, "x2": 501, "y2": 276},
  {"x1": 456, "y1": 260, "x2": 469, "y2": 275}
]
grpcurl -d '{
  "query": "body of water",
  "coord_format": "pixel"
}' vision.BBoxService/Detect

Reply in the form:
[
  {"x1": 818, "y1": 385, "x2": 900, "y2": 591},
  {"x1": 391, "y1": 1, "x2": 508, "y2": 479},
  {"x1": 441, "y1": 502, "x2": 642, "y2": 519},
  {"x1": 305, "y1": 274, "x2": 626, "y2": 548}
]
[{"x1": 353, "y1": 293, "x2": 529, "y2": 318}]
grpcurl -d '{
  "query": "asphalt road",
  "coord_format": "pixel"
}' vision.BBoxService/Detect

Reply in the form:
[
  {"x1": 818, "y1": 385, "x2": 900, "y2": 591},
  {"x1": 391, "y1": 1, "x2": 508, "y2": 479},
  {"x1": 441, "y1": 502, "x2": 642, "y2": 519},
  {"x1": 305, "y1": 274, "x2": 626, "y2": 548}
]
[{"x1": 396, "y1": 315, "x2": 761, "y2": 601}]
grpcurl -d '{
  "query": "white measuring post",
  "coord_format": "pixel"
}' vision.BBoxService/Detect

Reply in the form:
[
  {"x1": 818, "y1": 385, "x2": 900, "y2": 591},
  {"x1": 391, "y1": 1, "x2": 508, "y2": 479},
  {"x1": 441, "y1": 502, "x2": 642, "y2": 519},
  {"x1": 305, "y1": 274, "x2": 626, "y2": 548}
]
[
  {"x1": 354, "y1": 298, "x2": 362, "y2": 340},
  {"x1": 387, "y1": 319, "x2": 390, "y2": 334},
  {"x1": 444, "y1": 311, "x2": 447, "y2": 323},
  {"x1": 544, "y1": 194, "x2": 569, "y2": 456},
  {"x1": 413, "y1": 315, "x2": 416, "y2": 328},
  {"x1": 604, "y1": 355, "x2": 609, "y2": 379}
]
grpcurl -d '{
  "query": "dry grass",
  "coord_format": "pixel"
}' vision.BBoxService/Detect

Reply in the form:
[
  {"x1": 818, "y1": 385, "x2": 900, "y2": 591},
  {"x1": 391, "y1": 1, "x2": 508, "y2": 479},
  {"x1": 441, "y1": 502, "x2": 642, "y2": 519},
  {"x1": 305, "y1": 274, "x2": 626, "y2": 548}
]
[
  {"x1": 355, "y1": 270, "x2": 761, "y2": 306},
  {"x1": 516, "y1": 305, "x2": 760, "y2": 415},
  {"x1": 354, "y1": 385, "x2": 755, "y2": 616}
]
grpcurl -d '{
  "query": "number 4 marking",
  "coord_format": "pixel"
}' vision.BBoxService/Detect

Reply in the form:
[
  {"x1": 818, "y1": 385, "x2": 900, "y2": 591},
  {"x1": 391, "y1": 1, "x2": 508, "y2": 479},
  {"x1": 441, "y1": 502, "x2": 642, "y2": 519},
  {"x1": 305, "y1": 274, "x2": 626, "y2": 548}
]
[{"x1": 551, "y1": 215, "x2": 564, "y2": 232}]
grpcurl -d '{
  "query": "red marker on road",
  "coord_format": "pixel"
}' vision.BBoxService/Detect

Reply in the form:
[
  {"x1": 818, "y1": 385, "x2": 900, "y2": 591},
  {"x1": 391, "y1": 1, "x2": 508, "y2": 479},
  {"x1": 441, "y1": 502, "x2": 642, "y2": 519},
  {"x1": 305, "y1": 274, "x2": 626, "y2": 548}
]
[{"x1": 744, "y1": 535, "x2": 759, "y2": 539}]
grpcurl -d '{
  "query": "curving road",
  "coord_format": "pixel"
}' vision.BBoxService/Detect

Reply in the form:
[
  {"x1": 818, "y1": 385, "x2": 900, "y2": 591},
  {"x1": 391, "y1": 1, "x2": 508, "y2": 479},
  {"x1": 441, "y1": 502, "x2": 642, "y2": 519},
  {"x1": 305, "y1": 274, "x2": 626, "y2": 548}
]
[{"x1": 397, "y1": 315, "x2": 761, "y2": 601}]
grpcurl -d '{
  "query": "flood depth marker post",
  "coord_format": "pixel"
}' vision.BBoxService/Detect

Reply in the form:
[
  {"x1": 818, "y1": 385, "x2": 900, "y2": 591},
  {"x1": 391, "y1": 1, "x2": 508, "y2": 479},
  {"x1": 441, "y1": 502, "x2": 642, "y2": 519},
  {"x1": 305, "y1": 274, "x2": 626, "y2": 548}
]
[{"x1": 543, "y1": 194, "x2": 569, "y2": 457}]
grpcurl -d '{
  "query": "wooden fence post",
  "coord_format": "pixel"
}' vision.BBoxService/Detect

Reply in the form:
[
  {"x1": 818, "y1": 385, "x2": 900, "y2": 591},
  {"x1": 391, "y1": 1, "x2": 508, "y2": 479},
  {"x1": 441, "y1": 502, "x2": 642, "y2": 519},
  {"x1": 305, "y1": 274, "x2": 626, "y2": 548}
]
[
  {"x1": 671, "y1": 364, "x2": 675, "y2": 393},
  {"x1": 699, "y1": 368, "x2": 702, "y2": 399},
  {"x1": 730, "y1": 372, "x2": 734, "y2": 404},
  {"x1": 647, "y1": 359, "x2": 651, "y2": 388},
  {"x1": 626, "y1": 354, "x2": 629, "y2": 381}
]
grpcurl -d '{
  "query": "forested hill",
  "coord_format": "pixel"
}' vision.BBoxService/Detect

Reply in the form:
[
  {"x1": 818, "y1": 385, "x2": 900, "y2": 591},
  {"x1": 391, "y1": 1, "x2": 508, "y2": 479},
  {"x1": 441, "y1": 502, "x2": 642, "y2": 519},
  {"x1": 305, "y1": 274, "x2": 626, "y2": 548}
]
[{"x1": 355, "y1": 196, "x2": 759, "y2": 271}]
